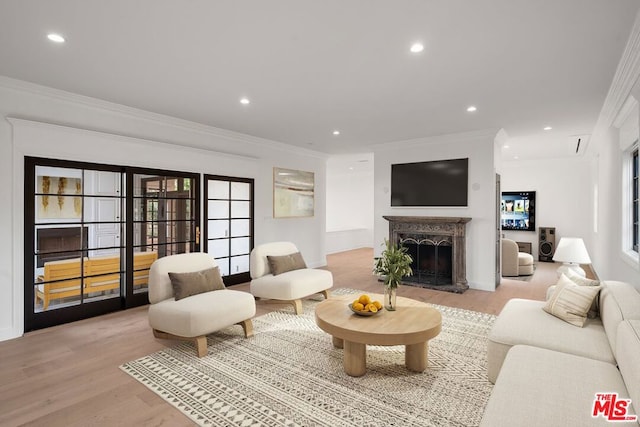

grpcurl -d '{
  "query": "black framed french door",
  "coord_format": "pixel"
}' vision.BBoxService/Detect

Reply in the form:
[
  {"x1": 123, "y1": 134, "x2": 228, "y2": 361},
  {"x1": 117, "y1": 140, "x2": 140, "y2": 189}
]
[
  {"x1": 203, "y1": 175, "x2": 254, "y2": 285},
  {"x1": 24, "y1": 157, "x2": 199, "y2": 331},
  {"x1": 128, "y1": 171, "x2": 200, "y2": 307}
]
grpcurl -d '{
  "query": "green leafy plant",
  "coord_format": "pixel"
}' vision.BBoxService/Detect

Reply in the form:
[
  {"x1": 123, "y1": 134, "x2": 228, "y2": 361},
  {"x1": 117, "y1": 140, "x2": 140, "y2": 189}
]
[{"x1": 373, "y1": 239, "x2": 413, "y2": 289}]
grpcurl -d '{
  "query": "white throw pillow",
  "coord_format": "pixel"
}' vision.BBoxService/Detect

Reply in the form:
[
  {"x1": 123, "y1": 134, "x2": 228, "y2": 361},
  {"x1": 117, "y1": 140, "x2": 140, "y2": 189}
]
[
  {"x1": 564, "y1": 268, "x2": 600, "y2": 286},
  {"x1": 564, "y1": 269, "x2": 600, "y2": 318},
  {"x1": 543, "y1": 274, "x2": 601, "y2": 327}
]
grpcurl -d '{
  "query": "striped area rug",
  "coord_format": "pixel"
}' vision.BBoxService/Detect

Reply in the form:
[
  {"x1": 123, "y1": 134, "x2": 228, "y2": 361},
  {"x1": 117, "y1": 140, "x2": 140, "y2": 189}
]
[{"x1": 120, "y1": 289, "x2": 495, "y2": 426}]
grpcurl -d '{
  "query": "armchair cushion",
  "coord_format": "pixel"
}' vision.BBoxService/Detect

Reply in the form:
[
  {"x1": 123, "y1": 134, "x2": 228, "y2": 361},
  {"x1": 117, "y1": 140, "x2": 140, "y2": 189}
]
[
  {"x1": 251, "y1": 268, "x2": 333, "y2": 300},
  {"x1": 168, "y1": 266, "x2": 225, "y2": 301},
  {"x1": 148, "y1": 288, "x2": 255, "y2": 338},
  {"x1": 267, "y1": 252, "x2": 307, "y2": 275}
]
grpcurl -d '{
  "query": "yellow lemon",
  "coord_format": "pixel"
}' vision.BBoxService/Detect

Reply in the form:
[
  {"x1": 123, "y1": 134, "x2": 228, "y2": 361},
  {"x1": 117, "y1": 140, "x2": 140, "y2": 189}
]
[
  {"x1": 373, "y1": 300, "x2": 382, "y2": 310},
  {"x1": 358, "y1": 294, "x2": 371, "y2": 305},
  {"x1": 352, "y1": 302, "x2": 364, "y2": 311},
  {"x1": 353, "y1": 299, "x2": 360, "y2": 306},
  {"x1": 366, "y1": 303, "x2": 378, "y2": 313}
]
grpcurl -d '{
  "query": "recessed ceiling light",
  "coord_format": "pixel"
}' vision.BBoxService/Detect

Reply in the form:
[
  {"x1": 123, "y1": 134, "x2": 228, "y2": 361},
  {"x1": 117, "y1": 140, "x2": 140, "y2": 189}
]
[
  {"x1": 543, "y1": 126, "x2": 552, "y2": 131},
  {"x1": 333, "y1": 130, "x2": 340, "y2": 136},
  {"x1": 514, "y1": 156, "x2": 519, "y2": 160},
  {"x1": 466, "y1": 106, "x2": 477, "y2": 112},
  {"x1": 504, "y1": 145, "x2": 510, "y2": 149},
  {"x1": 240, "y1": 97, "x2": 250, "y2": 105},
  {"x1": 410, "y1": 43, "x2": 424, "y2": 53},
  {"x1": 47, "y1": 33, "x2": 65, "y2": 43}
]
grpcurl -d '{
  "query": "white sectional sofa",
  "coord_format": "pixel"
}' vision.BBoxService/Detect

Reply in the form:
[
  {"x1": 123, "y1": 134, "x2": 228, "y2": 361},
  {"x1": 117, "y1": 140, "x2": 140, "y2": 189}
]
[{"x1": 482, "y1": 280, "x2": 640, "y2": 426}]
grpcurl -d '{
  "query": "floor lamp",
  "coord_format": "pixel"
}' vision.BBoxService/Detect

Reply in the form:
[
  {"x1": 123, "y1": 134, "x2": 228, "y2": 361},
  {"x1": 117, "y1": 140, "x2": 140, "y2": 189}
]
[{"x1": 552, "y1": 237, "x2": 591, "y2": 277}]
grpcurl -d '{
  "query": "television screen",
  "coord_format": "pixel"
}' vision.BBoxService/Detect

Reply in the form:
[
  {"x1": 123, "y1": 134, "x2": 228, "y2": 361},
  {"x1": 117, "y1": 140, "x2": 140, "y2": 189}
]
[
  {"x1": 501, "y1": 191, "x2": 536, "y2": 231},
  {"x1": 391, "y1": 158, "x2": 468, "y2": 207}
]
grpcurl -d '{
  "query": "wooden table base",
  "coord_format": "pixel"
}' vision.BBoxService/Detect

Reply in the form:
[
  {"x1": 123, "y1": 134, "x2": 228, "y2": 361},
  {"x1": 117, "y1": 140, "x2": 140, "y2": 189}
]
[
  {"x1": 316, "y1": 294, "x2": 441, "y2": 377},
  {"x1": 332, "y1": 336, "x2": 428, "y2": 376},
  {"x1": 405, "y1": 342, "x2": 427, "y2": 372},
  {"x1": 343, "y1": 340, "x2": 366, "y2": 376}
]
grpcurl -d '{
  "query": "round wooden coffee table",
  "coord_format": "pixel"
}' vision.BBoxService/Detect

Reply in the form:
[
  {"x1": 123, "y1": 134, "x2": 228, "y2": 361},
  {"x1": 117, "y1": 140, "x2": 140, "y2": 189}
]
[{"x1": 315, "y1": 293, "x2": 442, "y2": 376}]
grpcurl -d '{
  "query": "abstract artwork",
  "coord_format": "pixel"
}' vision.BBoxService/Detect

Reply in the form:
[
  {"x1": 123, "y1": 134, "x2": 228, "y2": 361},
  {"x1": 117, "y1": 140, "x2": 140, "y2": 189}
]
[{"x1": 273, "y1": 167, "x2": 314, "y2": 218}]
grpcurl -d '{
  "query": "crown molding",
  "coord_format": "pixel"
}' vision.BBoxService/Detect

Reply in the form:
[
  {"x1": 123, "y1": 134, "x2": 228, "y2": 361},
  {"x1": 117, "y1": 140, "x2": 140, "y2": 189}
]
[
  {"x1": 594, "y1": 8, "x2": 640, "y2": 135},
  {"x1": 612, "y1": 95, "x2": 638, "y2": 129},
  {"x1": 372, "y1": 128, "x2": 500, "y2": 152},
  {"x1": 0, "y1": 75, "x2": 328, "y2": 160},
  {"x1": 6, "y1": 116, "x2": 262, "y2": 162}
]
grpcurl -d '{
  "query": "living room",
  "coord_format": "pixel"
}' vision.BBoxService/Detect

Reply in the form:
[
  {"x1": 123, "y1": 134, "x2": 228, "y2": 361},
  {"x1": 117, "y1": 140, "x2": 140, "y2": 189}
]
[{"x1": 0, "y1": 1, "x2": 640, "y2": 425}]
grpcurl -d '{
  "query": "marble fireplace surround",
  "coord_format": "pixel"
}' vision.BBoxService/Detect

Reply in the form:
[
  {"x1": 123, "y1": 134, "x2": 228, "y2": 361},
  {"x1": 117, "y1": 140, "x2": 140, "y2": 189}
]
[{"x1": 383, "y1": 216, "x2": 472, "y2": 293}]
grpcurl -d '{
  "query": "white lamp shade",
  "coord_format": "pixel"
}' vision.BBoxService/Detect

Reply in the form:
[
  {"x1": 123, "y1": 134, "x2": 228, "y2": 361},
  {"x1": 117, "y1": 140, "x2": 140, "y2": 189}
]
[{"x1": 552, "y1": 237, "x2": 591, "y2": 264}]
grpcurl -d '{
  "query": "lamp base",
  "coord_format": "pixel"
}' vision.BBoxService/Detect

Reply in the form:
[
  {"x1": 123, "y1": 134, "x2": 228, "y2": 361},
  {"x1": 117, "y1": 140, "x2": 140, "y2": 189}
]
[{"x1": 556, "y1": 263, "x2": 586, "y2": 278}]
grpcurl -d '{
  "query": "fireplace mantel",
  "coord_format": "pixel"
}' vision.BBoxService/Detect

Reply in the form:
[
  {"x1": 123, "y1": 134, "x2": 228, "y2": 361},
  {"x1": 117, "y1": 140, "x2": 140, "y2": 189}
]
[
  {"x1": 383, "y1": 216, "x2": 471, "y2": 225},
  {"x1": 383, "y1": 216, "x2": 471, "y2": 293}
]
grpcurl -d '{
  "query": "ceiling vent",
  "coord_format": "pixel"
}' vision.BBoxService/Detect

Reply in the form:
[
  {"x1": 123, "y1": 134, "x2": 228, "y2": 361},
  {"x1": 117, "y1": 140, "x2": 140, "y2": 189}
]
[{"x1": 569, "y1": 134, "x2": 590, "y2": 156}]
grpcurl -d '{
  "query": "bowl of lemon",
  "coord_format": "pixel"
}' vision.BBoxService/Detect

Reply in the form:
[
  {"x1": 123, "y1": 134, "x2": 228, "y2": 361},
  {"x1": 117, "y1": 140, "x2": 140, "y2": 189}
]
[{"x1": 349, "y1": 294, "x2": 383, "y2": 316}]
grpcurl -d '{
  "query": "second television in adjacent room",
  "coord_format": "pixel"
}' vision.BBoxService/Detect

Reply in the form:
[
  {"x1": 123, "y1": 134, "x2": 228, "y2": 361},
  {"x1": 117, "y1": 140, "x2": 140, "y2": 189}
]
[{"x1": 501, "y1": 191, "x2": 536, "y2": 231}]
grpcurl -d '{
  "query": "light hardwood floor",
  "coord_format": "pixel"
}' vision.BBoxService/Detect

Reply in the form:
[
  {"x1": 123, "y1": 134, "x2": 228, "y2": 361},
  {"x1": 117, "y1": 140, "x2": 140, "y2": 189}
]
[{"x1": 0, "y1": 248, "x2": 560, "y2": 426}]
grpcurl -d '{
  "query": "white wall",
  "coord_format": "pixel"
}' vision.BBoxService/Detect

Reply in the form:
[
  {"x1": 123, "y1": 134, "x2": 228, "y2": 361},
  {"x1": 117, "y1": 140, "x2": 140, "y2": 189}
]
[
  {"x1": 499, "y1": 157, "x2": 594, "y2": 262},
  {"x1": 373, "y1": 130, "x2": 499, "y2": 291},
  {"x1": 326, "y1": 154, "x2": 374, "y2": 253},
  {"x1": 0, "y1": 77, "x2": 328, "y2": 342},
  {"x1": 592, "y1": 93, "x2": 640, "y2": 287}
]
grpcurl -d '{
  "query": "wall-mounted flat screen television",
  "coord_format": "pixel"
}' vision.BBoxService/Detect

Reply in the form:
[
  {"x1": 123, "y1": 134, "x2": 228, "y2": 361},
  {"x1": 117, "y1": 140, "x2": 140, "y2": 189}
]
[
  {"x1": 391, "y1": 158, "x2": 468, "y2": 207},
  {"x1": 501, "y1": 191, "x2": 536, "y2": 231}
]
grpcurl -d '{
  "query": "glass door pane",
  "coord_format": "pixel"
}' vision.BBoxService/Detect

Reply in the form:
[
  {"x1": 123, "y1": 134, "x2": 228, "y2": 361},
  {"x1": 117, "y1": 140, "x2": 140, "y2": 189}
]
[
  {"x1": 205, "y1": 175, "x2": 253, "y2": 285},
  {"x1": 30, "y1": 163, "x2": 124, "y2": 319},
  {"x1": 132, "y1": 173, "x2": 197, "y2": 294}
]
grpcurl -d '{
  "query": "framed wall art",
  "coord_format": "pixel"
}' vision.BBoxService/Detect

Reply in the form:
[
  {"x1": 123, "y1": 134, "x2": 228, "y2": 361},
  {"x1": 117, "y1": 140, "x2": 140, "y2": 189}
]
[
  {"x1": 36, "y1": 175, "x2": 83, "y2": 220},
  {"x1": 273, "y1": 167, "x2": 314, "y2": 218}
]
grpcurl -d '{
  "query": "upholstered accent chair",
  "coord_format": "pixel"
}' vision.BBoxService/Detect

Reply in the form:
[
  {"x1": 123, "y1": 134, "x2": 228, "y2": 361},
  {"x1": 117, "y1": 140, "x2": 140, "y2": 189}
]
[
  {"x1": 148, "y1": 252, "x2": 256, "y2": 357},
  {"x1": 501, "y1": 238, "x2": 534, "y2": 277},
  {"x1": 249, "y1": 241, "x2": 333, "y2": 314}
]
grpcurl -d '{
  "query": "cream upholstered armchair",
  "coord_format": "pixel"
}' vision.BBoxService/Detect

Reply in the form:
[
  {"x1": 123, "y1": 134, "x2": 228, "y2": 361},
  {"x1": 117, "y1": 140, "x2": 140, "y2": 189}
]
[
  {"x1": 249, "y1": 242, "x2": 333, "y2": 314},
  {"x1": 148, "y1": 253, "x2": 256, "y2": 357},
  {"x1": 501, "y1": 238, "x2": 534, "y2": 277}
]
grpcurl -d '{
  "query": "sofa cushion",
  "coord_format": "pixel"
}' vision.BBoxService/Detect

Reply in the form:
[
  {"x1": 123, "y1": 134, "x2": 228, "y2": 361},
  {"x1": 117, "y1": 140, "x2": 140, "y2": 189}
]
[
  {"x1": 267, "y1": 252, "x2": 306, "y2": 276},
  {"x1": 543, "y1": 275, "x2": 601, "y2": 327},
  {"x1": 148, "y1": 289, "x2": 255, "y2": 337},
  {"x1": 487, "y1": 298, "x2": 614, "y2": 383},
  {"x1": 481, "y1": 345, "x2": 634, "y2": 427},
  {"x1": 617, "y1": 320, "x2": 640, "y2": 420},
  {"x1": 599, "y1": 281, "x2": 640, "y2": 360},
  {"x1": 168, "y1": 267, "x2": 225, "y2": 301}
]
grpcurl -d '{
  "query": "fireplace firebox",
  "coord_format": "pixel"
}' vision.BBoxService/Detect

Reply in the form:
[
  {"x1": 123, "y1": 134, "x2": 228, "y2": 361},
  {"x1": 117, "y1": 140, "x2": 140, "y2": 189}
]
[
  {"x1": 402, "y1": 237, "x2": 453, "y2": 286},
  {"x1": 37, "y1": 227, "x2": 88, "y2": 268}
]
